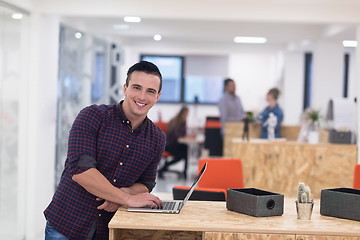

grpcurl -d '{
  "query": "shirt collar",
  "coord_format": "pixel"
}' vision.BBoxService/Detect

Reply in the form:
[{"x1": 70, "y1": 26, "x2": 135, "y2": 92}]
[{"x1": 116, "y1": 101, "x2": 148, "y2": 133}]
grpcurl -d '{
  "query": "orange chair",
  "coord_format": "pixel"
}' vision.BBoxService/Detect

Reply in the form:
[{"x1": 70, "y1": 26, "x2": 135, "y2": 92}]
[
  {"x1": 154, "y1": 121, "x2": 172, "y2": 159},
  {"x1": 173, "y1": 158, "x2": 244, "y2": 201},
  {"x1": 354, "y1": 164, "x2": 360, "y2": 189}
]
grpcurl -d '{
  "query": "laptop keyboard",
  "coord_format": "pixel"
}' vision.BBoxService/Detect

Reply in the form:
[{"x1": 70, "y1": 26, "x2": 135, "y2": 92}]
[{"x1": 155, "y1": 201, "x2": 176, "y2": 210}]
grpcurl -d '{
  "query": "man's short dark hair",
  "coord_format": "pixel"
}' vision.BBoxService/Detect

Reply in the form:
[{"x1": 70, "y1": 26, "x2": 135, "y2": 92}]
[
  {"x1": 223, "y1": 78, "x2": 234, "y2": 91},
  {"x1": 126, "y1": 61, "x2": 163, "y2": 93}
]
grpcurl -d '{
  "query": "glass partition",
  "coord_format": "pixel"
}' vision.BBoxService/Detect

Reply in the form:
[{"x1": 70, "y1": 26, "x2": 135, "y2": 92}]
[{"x1": 0, "y1": 3, "x2": 29, "y2": 239}]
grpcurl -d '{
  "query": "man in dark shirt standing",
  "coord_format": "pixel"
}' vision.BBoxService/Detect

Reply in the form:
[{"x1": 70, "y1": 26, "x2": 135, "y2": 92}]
[{"x1": 44, "y1": 61, "x2": 165, "y2": 240}]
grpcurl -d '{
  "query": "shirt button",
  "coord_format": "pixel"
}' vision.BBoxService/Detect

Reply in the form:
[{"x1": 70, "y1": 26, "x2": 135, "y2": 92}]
[
  {"x1": 126, "y1": 121, "x2": 130, "y2": 124},
  {"x1": 99, "y1": 213, "x2": 102, "y2": 217},
  {"x1": 126, "y1": 145, "x2": 129, "y2": 148},
  {"x1": 119, "y1": 162, "x2": 123, "y2": 166},
  {"x1": 113, "y1": 179, "x2": 117, "y2": 182}
]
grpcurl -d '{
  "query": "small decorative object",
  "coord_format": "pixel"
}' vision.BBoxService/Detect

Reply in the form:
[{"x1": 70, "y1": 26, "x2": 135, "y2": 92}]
[
  {"x1": 264, "y1": 112, "x2": 277, "y2": 140},
  {"x1": 226, "y1": 188, "x2": 284, "y2": 217},
  {"x1": 328, "y1": 129, "x2": 352, "y2": 144},
  {"x1": 242, "y1": 112, "x2": 253, "y2": 141},
  {"x1": 295, "y1": 182, "x2": 314, "y2": 220},
  {"x1": 306, "y1": 109, "x2": 321, "y2": 144},
  {"x1": 320, "y1": 188, "x2": 360, "y2": 222}
]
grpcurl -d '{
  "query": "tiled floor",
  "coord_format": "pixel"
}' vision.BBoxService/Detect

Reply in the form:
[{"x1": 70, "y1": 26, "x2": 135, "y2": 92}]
[{"x1": 152, "y1": 161, "x2": 198, "y2": 200}]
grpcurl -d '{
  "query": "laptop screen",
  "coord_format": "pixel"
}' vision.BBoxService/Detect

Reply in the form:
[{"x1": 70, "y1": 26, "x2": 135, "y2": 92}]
[{"x1": 182, "y1": 162, "x2": 208, "y2": 204}]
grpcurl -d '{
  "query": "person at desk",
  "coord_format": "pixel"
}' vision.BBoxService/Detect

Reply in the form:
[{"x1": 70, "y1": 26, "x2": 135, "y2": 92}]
[
  {"x1": 44, "y1": 61, "x2": 165, "y2": 240},
  {"x1": 158, "y1": 106, "x2": 193, "y2": 179},
  {"x1": 255, "y1": 88, "x2": 284, "y2": 139},
  {"x1": 218, "y1": 78, "x2": 245, "y2": 135}
]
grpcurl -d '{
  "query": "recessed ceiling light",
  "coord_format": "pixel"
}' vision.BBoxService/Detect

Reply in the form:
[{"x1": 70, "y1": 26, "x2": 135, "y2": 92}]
[
  {"x1": 343, "y1": 40, "x2": 357, "y2": 48},
  {"x1": 113, "y1": 24, "x2": 130, "y2": 30},
  {"x1": 233, "y1": 36, "x2": 267, "y2": 44},
  {"x1": 74, "y1": 32, "x2": 82, "y2": 39},
  {"x1": 154, "y1": 34, "x2": 162, "y2": 41},
  {"x1": 124, "y1": 16, "x2": 141, "y2": 23},
  {"x1": 12, "y1": 13, "x2": 23, "y2": 20}
]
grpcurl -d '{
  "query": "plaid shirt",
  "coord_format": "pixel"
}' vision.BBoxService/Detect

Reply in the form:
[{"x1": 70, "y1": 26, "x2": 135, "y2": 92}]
[{"x1": 44, "y1": 102, "x2": 166, "y2": 240}]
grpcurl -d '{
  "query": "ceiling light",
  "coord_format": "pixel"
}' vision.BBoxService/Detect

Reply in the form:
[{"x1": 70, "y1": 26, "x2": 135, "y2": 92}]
[
  {"x1": 74, "y1": 32, "x2": 82, "y2": 39},
  {"x1": 124, "y1": 16, "x2": 141, "y2": 23},
  {"x1": 12, "y1": 13, "x2": 23, "y2": 20},
  {"x1": 233, "y1": 36, "x2": 267, "y2": 44},
  {"x1": 113, "y1": 24, "x2": 130, "y2": 30},
  {"x1": 343, "y1": 40, "x2": 357, "y2": 48},
  {"x1": 154, "y1": 34, "x2": 162, "y2": 41}
]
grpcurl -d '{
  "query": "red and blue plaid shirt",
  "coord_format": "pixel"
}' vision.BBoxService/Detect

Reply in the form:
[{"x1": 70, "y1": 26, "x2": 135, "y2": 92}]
[{"x1": 44, "y1": 102, "x2": 166, "y2": 240}]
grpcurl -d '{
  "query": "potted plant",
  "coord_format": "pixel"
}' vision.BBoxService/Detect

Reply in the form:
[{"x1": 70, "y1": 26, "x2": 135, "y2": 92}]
[
  {"x1": 295, "y1": 182, "x2": 314, "y2": 220},
  {"x1": 306, "y1": 109, "x2": 321, "y2": 144}
]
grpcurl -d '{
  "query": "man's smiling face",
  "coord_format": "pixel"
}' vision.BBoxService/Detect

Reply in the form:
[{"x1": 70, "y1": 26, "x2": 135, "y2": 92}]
[{"x1": 122, "y1": 71, "x2": 161, "y2": 120}]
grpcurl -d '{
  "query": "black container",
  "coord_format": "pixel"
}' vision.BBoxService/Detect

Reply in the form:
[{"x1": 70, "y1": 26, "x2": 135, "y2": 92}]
[
  {"x1": 226, "y1": 188, "x2": 284, "y2": 217},
  {"x1": 320, "y1": 188, "x2": 360, "y2": 221},
  {"x1": 328, "y1": 129, "x2": 352, "y2": 144}
]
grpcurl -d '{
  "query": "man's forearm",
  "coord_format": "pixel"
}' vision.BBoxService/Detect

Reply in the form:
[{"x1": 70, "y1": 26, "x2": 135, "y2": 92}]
[
  {"x1": 121, "y1": 183, "x2": 149, "y2": 195},
  {"x1": 72, "y1": 168, "x2": 130, "y2": 205}
]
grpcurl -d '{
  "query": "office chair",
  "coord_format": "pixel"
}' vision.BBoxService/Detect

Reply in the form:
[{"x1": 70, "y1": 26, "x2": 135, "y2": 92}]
[
  {"x1": 154, "y1": 121, "x2": 182, "y2": 178},
  {"x1": 173, "y1": 158, "x2": 244, "y2": 201},
  {"x1": 204, "y1": 117, "x2": 223, "y2": 156},
  {"x1": 354, "y1": 164, "x2": 360, "y2": 189}
]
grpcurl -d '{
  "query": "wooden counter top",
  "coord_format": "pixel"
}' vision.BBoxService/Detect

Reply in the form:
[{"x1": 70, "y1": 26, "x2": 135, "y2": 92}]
[{"x1": 109, "y1": 199, "x2": 360, "y2": 237}]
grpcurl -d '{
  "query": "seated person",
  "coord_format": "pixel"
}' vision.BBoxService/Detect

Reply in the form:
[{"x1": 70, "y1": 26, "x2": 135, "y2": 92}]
[
  {"x1": 255, "y1": 88, "x2": 284, "y2": 139},
  {"x1": 158, "y1": 106, "x2": 193, "y2": 178}
]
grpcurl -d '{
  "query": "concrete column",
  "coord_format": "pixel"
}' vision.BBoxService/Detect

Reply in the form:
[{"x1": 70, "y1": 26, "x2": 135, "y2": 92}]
[{"x1": 25, "y1": 12, "x2": 59, "y2": 240}]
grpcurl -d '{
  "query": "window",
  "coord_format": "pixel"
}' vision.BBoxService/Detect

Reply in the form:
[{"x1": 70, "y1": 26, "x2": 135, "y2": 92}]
[
  {"x1": 303, "y1": 52, "x2": 312, "y2": 110},
  {"x1": 343, "y1": 53, "x2": 349, "y2": 98},
  {"x1": 141, "y1": 55, "x2": 183, "y2": 103},
  {"x1": 184, "y1": 55, "x2": 227, "y2": 104},
  {"x1": 141, "y1": 54, "x2": 228, "y2": 104}
]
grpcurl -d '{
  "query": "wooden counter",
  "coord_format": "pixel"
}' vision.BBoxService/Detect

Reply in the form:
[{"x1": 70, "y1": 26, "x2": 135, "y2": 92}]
[
  {"x1": 108, "y1": 199, "x2": 360, "y2": 240},
  {"x1": 223, "y1": 122, "x2": 329, "y2": 157},
  {"x1": 231, "y1": 139, "x2": 357, "y2": 198}
]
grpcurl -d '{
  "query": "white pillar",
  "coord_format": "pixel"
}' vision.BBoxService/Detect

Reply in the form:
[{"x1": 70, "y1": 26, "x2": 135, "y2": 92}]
[
  {"x1": 25, "y1": 12, "x2": 59, "y2": 240},
  {"x1": 356, "y1": 25, "x2": 360, "y2": 164}
]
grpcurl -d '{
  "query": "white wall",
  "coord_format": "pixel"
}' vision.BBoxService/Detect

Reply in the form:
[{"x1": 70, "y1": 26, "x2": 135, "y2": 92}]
[
  {"x1": 283, "y1": 52, "x2": 305, "y2": 125},
  {"x1": 25, "y1": 13, "x2": 59, "y2": 240},
  {"x1": 120, "y1": 43, "x2": 285, "y2": 126},
  {"x1": 312, "y1": 41, "x2": 344, "y2": 114},
  {"x1": 228, "y1": 52, "x2": 283, "y2": 113}
]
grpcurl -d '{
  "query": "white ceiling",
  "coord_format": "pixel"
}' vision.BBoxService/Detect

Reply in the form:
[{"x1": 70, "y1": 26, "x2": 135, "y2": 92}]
[
  {"x1": 21, "y1": 0, "x2": 360, "y2": 47},
  {"x1": 62, "y1": 16, "x2": 356, "y2": 48}
]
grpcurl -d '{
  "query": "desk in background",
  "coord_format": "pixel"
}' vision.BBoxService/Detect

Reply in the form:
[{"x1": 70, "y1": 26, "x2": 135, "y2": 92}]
[
  {"x1": 231, "y1": 139, "x2": 357, "y2": 198},
  {"x1": 223, "y1": 122, "x2": 330, "y2": 157},
  {"x1": 109, "y1": 199, "x2": 360, "y2": 240}
]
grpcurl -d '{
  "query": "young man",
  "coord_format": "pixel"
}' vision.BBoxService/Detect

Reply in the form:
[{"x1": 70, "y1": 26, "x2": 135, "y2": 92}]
[
  {"x1": 218, "y1": 78, "x2": 245, "y2": 134},
  {"x1": 44, "y1": 61, "x2": 165, "y2": 240}
]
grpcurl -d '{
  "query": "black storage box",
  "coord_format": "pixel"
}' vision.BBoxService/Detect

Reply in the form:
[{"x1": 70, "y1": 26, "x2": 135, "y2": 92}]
[
  {"x1": 226, "y1": 188, "x2": 284, "y2": 217},
  {"x1": 328, "y1": 129, "x2": 352, "y2": 144},
  {"x1": 320, "y1": 188, "x2": 360, "y2": 221}
]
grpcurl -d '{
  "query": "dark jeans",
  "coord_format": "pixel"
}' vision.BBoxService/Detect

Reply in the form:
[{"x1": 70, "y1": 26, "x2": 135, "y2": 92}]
[
  {"x1": 162, "y1": 143, "x2": 188, "y2": 175},
  {"x1": 45, "y1": 221, "x2": 96, "y2": 240}
]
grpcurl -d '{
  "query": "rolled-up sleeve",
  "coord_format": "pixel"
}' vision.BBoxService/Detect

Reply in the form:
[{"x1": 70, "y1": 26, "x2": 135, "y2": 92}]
[{"x1": 65, "y1": 105, "x2": 103, "y2": 176}]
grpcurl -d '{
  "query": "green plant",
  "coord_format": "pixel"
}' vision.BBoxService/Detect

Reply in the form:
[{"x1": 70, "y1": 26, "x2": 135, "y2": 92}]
[
  {"x1": 307, "y1": 109, "x2": 320, "y2": 123},
  {"x1": 297, "y1": 182, "x2": 313, "y2": 203}
]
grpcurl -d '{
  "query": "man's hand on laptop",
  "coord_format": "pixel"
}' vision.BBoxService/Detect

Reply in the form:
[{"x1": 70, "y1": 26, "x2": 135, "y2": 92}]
[{"x1": 126, "y1": 192, "x2": 163, "y2": 208}]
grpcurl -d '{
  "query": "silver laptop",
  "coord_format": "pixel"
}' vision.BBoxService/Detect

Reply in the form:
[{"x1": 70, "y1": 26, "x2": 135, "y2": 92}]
[{"x1": 127, "y1": 162, "x2": 207, "y2": 214}]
